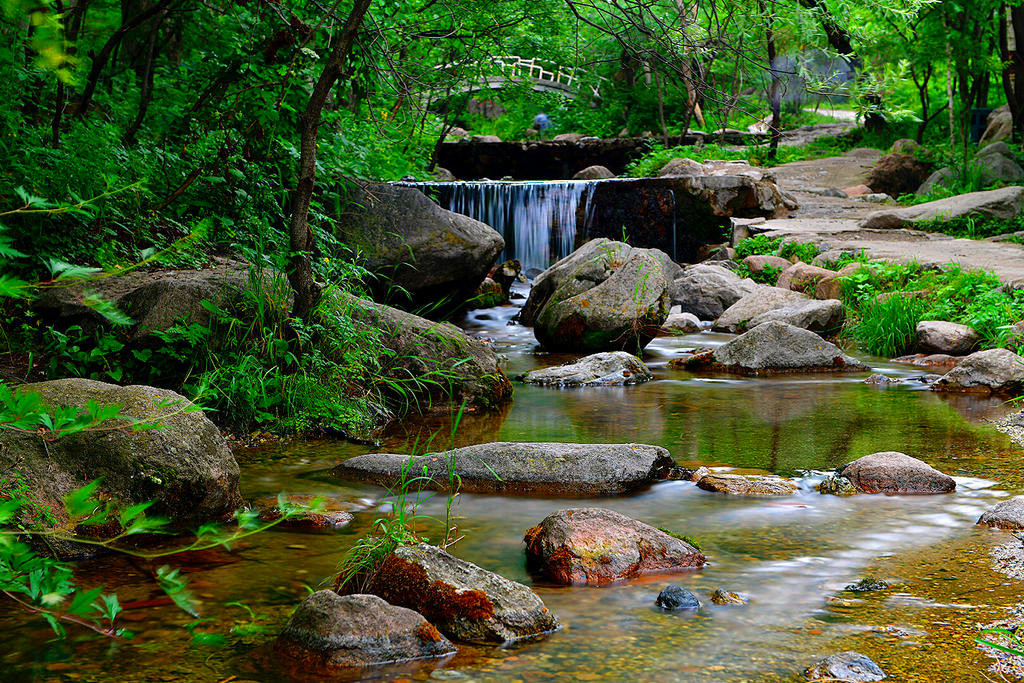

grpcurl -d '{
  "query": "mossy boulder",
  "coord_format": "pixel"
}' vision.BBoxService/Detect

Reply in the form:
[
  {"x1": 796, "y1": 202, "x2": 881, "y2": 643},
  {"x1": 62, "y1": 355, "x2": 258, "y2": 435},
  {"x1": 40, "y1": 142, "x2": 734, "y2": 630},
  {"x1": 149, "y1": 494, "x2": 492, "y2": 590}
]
[
  {"x1": 334, "y1": 182, "x2": 504, "y2": 312},
  {"x1": 1, "y1": 379, "x2": 241, "y2": 554},
  {"x1": 521, "y1": 239, "x2": 674, "y2": 353},
  {"x1": 342, "y1": 293, "x2": 512, "y2": 413},
  {"x1": 343, "y1": 543, "x2": 558, "y2": 644}
]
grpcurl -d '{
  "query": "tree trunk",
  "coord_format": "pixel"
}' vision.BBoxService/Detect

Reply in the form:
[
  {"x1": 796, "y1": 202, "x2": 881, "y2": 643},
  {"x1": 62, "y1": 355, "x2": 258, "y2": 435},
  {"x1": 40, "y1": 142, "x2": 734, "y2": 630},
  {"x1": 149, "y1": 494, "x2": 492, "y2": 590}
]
[
  {"x1": 763, "y1": 1, "x2": 782, "y2": 158},
  {"x1": 76, "y1": 0, "x2": 177, "y2": 118},
  {"x1": 1000, "y1": 4, "x2": 1024, "y2": 141},
  {"x1": 288, "y1": 0, "x2": 373, "y2": 322}
]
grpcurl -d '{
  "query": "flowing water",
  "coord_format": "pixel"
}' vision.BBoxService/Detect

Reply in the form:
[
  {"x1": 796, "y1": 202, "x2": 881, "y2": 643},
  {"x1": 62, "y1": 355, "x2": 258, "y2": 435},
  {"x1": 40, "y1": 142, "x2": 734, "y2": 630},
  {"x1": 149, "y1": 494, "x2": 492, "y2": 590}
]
[
  {"x1": 397, "y1": 181, "x2": 597, "y2": 273},
  {"x1": 3, "y1": 290, "x2": 1024, "y2": 682}
]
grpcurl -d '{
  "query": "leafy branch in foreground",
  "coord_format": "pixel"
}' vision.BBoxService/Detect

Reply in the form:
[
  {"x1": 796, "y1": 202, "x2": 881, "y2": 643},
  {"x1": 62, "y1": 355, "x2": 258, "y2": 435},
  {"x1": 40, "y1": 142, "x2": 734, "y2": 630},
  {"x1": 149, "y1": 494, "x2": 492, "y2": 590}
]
[{"x1": 0, "y1": 480, "x2": 322, "y2": 639}]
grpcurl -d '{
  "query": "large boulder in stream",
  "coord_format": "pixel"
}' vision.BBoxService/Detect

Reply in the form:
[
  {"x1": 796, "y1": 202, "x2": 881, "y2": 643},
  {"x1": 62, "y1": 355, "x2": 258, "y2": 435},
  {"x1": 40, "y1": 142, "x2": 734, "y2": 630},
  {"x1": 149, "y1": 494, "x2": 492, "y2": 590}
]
[
  {"x1": 520, "y1": 239, "x2": 674, "y2": 353},
  {"x1": 345, "y1": 543, "x2": 558, "y2": 644},
  {"x1": 275, "y1": 592, "x2": 455, "y2": 672},
  {"x1": 340, "y1": 293, "x2": 512, "y2": 412},
  {"x1": 332, "y1": 442, "x2": 675, "y2": 496},
  {"x1": 839, "y1": 452, "x2": 955, "y2": 495},
  {"x1": 700, "y1": 321, "x2": 867, "y2": 375},
  {"x1": 524, "y1": 508, "x2": 706, "y2": 585},
  {"x1": 520, "y1": 351, "x2": 652, "y2": 386},
  {"x1": 335, "y1": 182, "x2": 505, "y2": 311},
  {"x1": 931, "y1": 348, "x2": 1024, "y2": 395},
  {"x1": 1, "y1": 379, "x2": 242, "y2": 555},
  {"x1": 671, "y1": 264, "x2": 758, "y2": 320}
]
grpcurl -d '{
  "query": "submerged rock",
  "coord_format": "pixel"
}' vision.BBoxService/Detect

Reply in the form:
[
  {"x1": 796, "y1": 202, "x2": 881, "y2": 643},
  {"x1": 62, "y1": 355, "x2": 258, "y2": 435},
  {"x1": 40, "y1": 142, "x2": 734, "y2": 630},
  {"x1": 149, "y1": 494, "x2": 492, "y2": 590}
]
[
  {"x1": 817, "y1": 475, "x2": 858, "y2": 496},
  {"x1": 864, "y1": 374, "x2": 900, "y2": 385},
  {"x1": 1, "y1": 379, "x2": 241, "y2": 554},
  {"x1": 713, "y1": 287, "x2": 808, "y2": 333},
  {"x1": 521, "y1": 239, "x2": 674, "y2": 353},
  {"x1": 978, "y1": 496, "x2": 1024, "y2": 530},
  {"x1": 915, "y1": 321, "x2": 980, "y2": 355},
  {"x1": 710, "y1": 589, "x2": 748, "y2": 605},
  {"x1": 839, "y1": 452, "x2": 955, "y2": 494},
  {"x1": 332, "y1": 442, "x2": 676, "y2": 496},
  {"x1": 671, "y1": 264, "x2": 758, "y2": 320},
  {"x1": 932, "y1": 348, "x2": 1024, "y2": 394},
  {"x1": 524, "y1": 508, "x2": 706, "y2": 585},
  {"x1": 345, "y1": 543, "x2": 558, "y2": 644},
  {"x1": 521, "y1": 352, "x2": 652, "y2": 387},
  {"x1": 656, "y1": 585, "x2": 701, "y2": 610},
  {"x1": 275, "y1": 592, "x2": 455, "y2": 670},
  {"x1": 696, "y1": 473, "x2": 798, "y2": 496},
  {"x1": 704, "y1": 321, "x2": 867, "y2": 375},
  {"x1": 803, "y1": 651, "x2": 886, "y2": 681}
]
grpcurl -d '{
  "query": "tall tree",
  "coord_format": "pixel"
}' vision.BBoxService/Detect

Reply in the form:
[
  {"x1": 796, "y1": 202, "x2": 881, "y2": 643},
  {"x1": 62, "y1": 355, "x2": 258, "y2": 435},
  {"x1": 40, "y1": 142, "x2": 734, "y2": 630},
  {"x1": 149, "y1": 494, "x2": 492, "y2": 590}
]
[{"x1": 288, "y1": 0, "x2": 373, "y2": 322}]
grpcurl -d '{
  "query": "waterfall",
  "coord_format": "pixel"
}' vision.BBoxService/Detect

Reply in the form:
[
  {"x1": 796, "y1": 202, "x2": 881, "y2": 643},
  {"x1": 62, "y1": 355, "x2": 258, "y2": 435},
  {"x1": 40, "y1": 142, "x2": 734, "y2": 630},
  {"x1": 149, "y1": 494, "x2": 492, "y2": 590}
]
[{"x1": 396, "y1": 180, "x2": 598, "y2": 274}]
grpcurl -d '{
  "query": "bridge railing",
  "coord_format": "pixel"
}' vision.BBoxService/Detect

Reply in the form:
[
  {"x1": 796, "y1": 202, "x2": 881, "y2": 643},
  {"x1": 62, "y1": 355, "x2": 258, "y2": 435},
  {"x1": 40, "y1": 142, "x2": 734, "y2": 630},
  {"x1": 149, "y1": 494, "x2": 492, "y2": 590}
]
[{"x1": 435, "y1": 55, "x2": 607, "y2": 99}]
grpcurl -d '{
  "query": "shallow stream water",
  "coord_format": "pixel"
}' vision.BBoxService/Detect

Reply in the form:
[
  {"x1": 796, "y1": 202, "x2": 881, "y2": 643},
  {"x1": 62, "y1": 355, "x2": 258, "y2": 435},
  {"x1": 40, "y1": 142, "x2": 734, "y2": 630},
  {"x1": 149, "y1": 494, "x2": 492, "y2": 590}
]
[{"x1": 3, "y1": 292, "x2": 1023, "y2": 682}]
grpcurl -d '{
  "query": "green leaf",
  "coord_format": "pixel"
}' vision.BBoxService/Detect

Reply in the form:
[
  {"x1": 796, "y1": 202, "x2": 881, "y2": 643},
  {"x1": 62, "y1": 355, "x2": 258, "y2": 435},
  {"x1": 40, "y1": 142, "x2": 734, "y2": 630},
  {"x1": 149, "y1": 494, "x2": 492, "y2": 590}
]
[{"x1": 64, "y1": 480, "x2": 104, "y2": 520}]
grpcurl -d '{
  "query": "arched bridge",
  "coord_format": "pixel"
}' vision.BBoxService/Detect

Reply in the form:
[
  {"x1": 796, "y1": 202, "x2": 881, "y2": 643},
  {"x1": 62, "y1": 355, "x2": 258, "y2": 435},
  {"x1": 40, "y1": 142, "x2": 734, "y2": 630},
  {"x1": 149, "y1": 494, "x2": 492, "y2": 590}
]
[{"x1": 433, "y1": 56, "x2": 606, "y2": 100}]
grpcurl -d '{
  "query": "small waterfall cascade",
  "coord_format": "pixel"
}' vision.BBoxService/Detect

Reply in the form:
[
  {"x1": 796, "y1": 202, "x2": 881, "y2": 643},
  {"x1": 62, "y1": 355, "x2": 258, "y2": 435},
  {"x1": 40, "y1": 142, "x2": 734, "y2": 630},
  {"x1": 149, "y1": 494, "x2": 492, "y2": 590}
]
[{"x1": 396, "y1": 180, "x2": 599, "y2": 274}]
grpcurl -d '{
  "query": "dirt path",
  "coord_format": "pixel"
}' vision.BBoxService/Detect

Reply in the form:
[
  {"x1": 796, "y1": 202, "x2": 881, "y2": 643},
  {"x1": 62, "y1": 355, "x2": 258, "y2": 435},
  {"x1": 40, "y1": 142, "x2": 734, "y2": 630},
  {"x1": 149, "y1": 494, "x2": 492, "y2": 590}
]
[{"x1": 754, "y1": 151, "x2": 1024, "y2": 287}]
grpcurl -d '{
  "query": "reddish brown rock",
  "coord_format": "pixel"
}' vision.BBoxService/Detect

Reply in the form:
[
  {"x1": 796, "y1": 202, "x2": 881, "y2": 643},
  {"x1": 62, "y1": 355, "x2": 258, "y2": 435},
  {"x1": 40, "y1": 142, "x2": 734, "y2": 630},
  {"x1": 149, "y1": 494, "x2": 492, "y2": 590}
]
[
  {"x1": 741, "y1": 254, "x2": 792, "y2": 276},
  {"x1": 275, "y1": 592, "x2": 455, "y2": 672},
  {"x1": 776, "y1": 262, "x2": 837, "y2": 295},
  {"x1": 866, "y1": 153, "x2": 934, "y2": 197},
  {"x1": 843, "y1": 184, "x2": 874, "y2": 197},
  {"x1": 343, "y1": 543, "x2": 558, "y2": 644},
  {"x1": 523, "y1": 507, "x2": 705, "y2": 586}
]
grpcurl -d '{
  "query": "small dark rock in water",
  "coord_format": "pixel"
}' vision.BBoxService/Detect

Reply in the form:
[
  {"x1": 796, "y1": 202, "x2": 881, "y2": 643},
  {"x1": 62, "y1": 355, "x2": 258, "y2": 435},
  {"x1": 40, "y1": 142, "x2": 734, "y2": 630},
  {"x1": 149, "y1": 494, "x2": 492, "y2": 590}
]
[
  {"x1": 864, "y1": 373, "x2": 900, "y2": 385},
  {"x1": 656, "y1": 585, "x2": 701, "y2": 610},
  {"x1": 845, "y1": 576, "x2": 889, "y2": 592},
  {"x1": 710, "y1": 589, "x2": 748, "y2": 605},
  {"x1": 817, "y1": 475, "x2": 858, "y2": 496},
  {"x1": 804, "y1": 651, "x2": 886, "y2": 681}
]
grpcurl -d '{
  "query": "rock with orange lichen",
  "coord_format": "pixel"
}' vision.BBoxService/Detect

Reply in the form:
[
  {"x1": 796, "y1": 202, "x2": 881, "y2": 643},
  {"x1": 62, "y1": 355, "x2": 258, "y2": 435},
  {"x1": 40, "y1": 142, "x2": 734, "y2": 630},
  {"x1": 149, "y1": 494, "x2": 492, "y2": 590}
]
[
  {"x1": 275, "y1": 592, "x2": 455, "y2": 672},
  {"x1": 523, "y1": 508, "x2": 706, "y2": 586},
  {"x1": 344, "y1": 543, "x2": 559, "y2": 644}
]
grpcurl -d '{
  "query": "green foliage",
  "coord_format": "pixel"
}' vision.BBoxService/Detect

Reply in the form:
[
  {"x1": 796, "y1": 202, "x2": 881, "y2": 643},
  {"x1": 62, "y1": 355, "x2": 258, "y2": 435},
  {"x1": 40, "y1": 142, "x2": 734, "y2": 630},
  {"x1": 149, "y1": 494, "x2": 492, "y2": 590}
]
[
  {"x1": 778, "y1": 241, "x2": 820, "y2": 263},
  {"x1": 843, "y1": 293, "x2": 928, "y2": 357},
  {"x1": 1, "y1": 470, "x2": 319, "y2": 639},
  {"x1": 840, "y1": 260, "x2": 1024, "y2": 353},
  {"x1": 735, "y1": 235, "x2": 784, "y2": 258}
]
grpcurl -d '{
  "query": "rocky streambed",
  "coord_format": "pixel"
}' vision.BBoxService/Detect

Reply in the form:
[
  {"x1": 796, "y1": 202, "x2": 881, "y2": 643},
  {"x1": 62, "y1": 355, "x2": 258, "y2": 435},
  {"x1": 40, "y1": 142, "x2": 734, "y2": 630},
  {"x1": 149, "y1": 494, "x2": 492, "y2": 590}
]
[{"x1": 4, "y1": 282, "x2": 1024, "y2": 681}]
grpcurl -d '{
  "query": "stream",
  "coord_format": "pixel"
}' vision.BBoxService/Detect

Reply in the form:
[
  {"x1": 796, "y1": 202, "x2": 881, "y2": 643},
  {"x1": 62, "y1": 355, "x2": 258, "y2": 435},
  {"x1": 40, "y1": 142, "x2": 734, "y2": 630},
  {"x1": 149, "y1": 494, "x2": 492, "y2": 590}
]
[{"x1": 3, "y1": 288, "x2": 1023, "y2": 682}]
